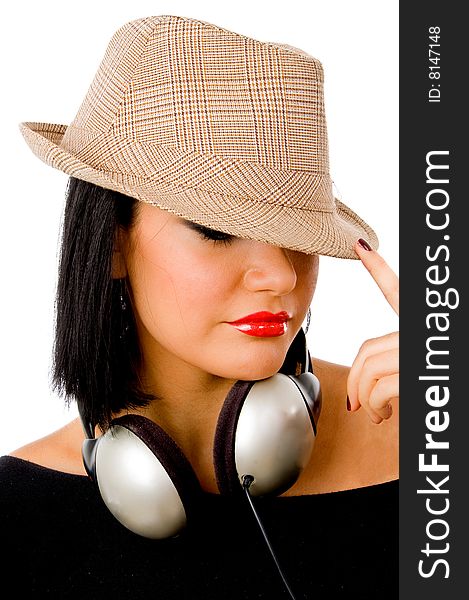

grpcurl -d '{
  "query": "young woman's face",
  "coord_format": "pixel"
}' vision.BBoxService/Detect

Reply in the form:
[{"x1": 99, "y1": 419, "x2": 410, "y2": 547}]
[{"x1": 122, "y1": 204, "x2": 319, "y2": 383}]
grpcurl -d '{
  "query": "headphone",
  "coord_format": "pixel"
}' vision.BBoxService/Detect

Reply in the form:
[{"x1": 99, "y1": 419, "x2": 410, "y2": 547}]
[{"x1": 79, "y1": 328, "x2": 321, "y2": 539}]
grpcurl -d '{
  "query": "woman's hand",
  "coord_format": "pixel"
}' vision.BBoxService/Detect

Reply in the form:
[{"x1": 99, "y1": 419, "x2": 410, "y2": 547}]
[{"x1": 346, "y1": 239, "x2": 399, "y2": 424}]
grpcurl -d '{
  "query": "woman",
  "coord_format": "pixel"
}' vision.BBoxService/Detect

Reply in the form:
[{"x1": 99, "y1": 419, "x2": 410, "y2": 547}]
[{"x1": 0, "y1": 15, "x2": 398, "y2": 598}]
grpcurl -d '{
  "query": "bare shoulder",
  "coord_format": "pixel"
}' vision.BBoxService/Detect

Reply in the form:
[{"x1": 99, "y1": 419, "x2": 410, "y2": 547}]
[
  {"x1": 312, "y1": 356, "x2": 350, "y2": 384},
  {"x1": 286, "y1": 356, "x2": 399, "y2": 495},
  {"x1": 9, "y1": 418, "x2": 87, "y2": 476}
]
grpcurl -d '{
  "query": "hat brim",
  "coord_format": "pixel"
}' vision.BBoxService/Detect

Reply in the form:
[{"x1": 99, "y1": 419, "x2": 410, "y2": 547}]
[{"x1": 19, "y1": 121, "x2": 378, "y2": 259}]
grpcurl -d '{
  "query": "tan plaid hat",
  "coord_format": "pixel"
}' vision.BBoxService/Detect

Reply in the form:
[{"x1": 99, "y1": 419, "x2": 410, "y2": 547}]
[{"x1": 20, "y1": 15, "x2": 378, "y2": 258}]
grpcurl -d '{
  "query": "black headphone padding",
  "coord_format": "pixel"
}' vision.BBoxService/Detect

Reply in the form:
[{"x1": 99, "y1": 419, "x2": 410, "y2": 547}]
[{"x1": 213, "y1": 380, "x2": 255, "y2": 496}]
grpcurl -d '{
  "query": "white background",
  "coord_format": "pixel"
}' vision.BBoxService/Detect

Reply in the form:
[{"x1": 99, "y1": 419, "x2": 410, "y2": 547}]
[{"x1": 0, "y1": 0, "x2": 398, "y2": 455}]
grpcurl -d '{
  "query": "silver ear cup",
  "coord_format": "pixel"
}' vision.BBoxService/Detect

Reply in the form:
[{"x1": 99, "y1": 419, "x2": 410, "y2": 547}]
[
  {"x1": 295, "y1": 372, "x2": 322, "y2": 429},
  {"x1": 94, "y1": 426, "x2": 187, "y2": 539},
  {"x1": 234, "y1": 373, "x2": 319, "y2": 497}
]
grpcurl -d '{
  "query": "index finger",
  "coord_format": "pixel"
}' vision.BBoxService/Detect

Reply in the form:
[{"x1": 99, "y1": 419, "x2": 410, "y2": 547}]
[{"x1": 355, "y1": 239, "x2": 399, "y2": 315}]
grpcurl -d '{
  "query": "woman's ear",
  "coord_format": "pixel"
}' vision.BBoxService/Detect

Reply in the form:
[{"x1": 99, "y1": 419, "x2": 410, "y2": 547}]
[{"x1": 112, "y1": 227, "x2": 128, "y2": 279}]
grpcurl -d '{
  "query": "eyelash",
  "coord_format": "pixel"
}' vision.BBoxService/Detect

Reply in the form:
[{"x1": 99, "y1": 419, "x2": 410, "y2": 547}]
[{"x1": 190, "y1": 223, "x2": 235, "y2": 246}]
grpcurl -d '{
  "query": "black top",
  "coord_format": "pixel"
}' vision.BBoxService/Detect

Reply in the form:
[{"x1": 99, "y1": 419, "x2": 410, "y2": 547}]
[{"x1": 0, "y1": 456, "x2": 398, "y2": 599}]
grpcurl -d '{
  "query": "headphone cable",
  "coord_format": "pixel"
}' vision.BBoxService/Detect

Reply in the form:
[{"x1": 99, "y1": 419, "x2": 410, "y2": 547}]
[{"x1": 242, "y1": 475, "x2": 298, "y2": 600}]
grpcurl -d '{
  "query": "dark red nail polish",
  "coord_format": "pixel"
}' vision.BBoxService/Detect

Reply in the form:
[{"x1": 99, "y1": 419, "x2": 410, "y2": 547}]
[
  {"x1": 357, "y1": 238, "x2": 372, "y2": 251},
  {"x1": 346, "y1": 395, "x2": 351, "y2": 411}
]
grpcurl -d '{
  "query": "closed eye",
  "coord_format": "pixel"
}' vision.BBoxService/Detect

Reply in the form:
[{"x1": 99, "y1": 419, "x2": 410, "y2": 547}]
[{"x1": 187, "y1": 222, "x2": 235, "y2": 245}]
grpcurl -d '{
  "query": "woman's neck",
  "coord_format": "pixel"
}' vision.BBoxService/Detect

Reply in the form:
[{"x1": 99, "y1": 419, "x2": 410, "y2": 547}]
[{"x1": 115, "y1": 358, "x2": 239, "y2": 492}]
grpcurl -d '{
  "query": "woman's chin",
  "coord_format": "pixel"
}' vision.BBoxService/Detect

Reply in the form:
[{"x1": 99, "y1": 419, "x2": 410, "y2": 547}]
[{"x1": 222, "y1": 361, "x2": 284, "y2": 383}]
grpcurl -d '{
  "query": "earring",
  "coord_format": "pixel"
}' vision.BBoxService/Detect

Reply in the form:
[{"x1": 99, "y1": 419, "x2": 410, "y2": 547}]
[
  {"x1": 304, "y1": 307, "x2": 311, "y2": 335},
  {"x1": 119, "y1": 278, "x2": 130, "y2": 341}
]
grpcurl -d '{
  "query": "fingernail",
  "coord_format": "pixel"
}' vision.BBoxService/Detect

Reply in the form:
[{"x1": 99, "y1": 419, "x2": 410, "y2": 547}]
[
  {"x1": 357, "y1": 238, "x2": 372, "y2": 251},
  {"x1": 346, "y1": 395, "x2": 351, "y2": 411}
]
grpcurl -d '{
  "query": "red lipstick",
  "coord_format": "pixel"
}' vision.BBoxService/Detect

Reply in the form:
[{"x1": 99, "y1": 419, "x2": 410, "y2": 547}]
[{"x1": 227, "y1": 311, "x2": 290, "y2": 337}]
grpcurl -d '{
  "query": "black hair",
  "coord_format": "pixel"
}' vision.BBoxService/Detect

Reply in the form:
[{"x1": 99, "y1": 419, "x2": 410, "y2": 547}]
[{"x1": 52, "y1": 177, "x2": 155, "y2": 434}]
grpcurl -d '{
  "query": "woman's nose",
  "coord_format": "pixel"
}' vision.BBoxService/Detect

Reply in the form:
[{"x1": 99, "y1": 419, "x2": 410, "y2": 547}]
[{"x1": 243, "y1": 242, "x2": 297, "y2": 296}]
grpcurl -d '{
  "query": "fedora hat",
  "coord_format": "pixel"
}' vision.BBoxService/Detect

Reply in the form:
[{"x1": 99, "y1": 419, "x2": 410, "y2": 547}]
[{"x1": 20, "y1": 15, "x2": 378, "y2": 258}]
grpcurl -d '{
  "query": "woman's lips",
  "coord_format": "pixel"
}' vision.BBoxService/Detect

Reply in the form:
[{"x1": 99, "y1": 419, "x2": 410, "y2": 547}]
[{"x1": 227, "y1": 311, "x2": 290, "y2": 337}]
